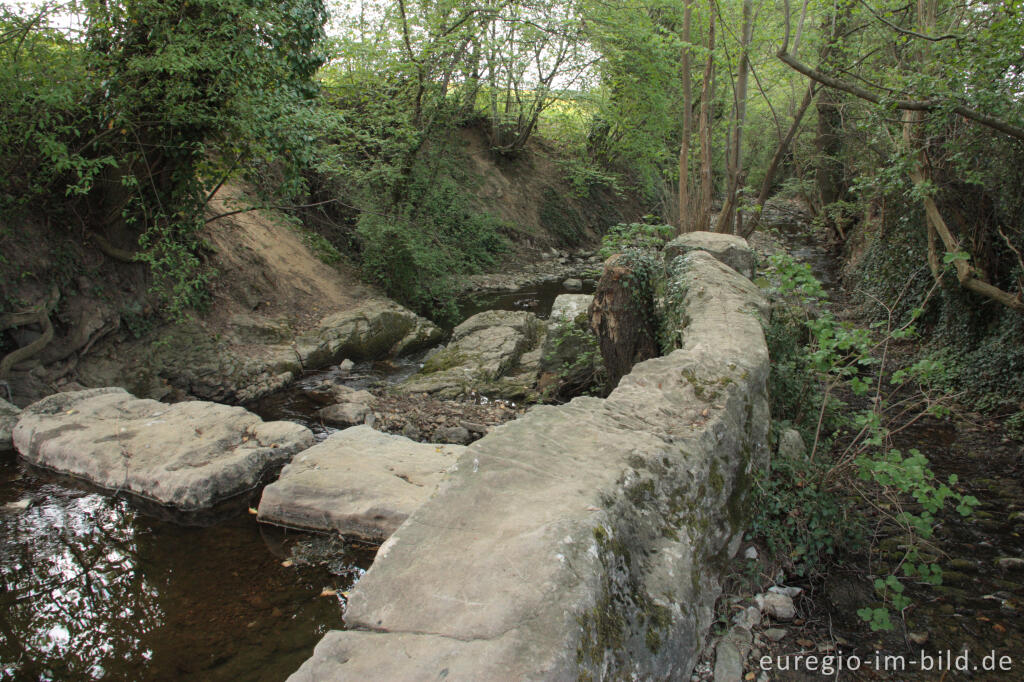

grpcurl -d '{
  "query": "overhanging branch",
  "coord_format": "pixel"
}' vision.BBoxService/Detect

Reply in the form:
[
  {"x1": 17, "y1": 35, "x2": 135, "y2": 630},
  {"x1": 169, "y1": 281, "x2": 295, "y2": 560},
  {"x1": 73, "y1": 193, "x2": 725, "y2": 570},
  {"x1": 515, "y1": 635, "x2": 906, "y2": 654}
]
[{"x1": 777, "y1": 0, "x2": 1024, "y2": 142}]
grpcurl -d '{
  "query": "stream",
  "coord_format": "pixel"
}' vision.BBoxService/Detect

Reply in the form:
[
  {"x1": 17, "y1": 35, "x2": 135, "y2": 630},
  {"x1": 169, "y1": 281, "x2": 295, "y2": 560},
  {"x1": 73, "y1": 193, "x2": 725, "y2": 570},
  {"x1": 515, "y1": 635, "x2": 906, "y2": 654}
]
[
  {"x1": 0, "y1": 279, "x2": 591, "y2": 681},
  {"x1": 0, "y1": 448, "x2": 373, "y2": 681}
]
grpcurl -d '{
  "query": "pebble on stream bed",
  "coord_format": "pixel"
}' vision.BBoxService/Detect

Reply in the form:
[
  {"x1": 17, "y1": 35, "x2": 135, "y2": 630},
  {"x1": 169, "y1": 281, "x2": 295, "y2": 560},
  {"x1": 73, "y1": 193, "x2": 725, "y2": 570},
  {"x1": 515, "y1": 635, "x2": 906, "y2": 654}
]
[{"x1": 367, "y1": 389, "x2": 527, "y2": 444}]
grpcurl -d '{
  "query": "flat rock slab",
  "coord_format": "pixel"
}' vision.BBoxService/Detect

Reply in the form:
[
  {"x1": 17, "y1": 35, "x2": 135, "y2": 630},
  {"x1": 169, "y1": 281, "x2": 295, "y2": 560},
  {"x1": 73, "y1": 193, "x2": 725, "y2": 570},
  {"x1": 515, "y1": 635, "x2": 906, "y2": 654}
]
[
  {"x1": 258, "y1": 424, "x2": 465, "y2": 543},
  {"x1": 289, "y1": 250, "x2": 771, "y2": 681},
  {"x1": 12, "y1": 387, "x2": 314, "y2": 511},
  {"x1": 664, "y1": 231, "x2": 757, "y2": 279}
]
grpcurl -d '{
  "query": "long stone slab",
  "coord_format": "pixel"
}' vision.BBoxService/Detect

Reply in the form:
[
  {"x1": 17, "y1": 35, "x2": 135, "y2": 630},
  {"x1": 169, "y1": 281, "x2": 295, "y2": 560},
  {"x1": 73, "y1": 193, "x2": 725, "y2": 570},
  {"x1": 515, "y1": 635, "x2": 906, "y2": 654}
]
[
  {"x1": 12, "y1": 387, "x2": 314, "y2": 511},
  {"x1": 289, "y1": 249, "x2": 771, "y2": 680},
  {"x1": 258, "y1": 425, "x2": 465, "y2": 543}
]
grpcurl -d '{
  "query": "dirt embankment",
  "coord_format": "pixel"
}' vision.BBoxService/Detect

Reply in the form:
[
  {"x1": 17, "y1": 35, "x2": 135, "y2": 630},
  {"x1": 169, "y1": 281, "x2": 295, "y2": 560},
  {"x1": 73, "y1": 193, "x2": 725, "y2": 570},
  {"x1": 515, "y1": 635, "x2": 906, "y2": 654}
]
[{"x1": 0, "y1": 129, "x2": 643, "y2": 408}]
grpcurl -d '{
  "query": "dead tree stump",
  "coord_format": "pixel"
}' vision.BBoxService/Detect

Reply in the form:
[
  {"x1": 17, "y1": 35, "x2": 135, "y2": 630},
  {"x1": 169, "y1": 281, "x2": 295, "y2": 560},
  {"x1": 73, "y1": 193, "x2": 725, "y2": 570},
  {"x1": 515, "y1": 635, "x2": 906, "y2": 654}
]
[{"x1": 588, "y1": 253, "x2": 659, "y2": 389}]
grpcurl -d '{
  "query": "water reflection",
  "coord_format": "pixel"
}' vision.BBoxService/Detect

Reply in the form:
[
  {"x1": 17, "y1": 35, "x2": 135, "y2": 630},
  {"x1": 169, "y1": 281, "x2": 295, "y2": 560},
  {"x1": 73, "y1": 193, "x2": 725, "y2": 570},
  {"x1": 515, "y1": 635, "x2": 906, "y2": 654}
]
[
  {"x1": 0, "y1": 453, "x2": 373, "y2": 681},
  {"x1": 1, "y1": 487, "x2": 160, "y2": 680}
]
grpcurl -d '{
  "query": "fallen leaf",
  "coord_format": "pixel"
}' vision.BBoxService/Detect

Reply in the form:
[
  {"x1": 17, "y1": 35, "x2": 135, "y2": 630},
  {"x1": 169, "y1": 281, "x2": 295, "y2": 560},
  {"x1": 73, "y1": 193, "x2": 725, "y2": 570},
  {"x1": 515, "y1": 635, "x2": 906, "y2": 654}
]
[
  {"x1": 978, "y1": 615, "x2": 991, "y2": 622},
  {"x1": 796, "y1": 638, "x2": 814, "y2": 648},
  {"x1": 320, "y1": 588, "x2": 338, "y2": 597},
  {"x1": 248, "y1": 507, "x2": 258, "y2": 515},
  {"x1": 744, "y1": 673, "x2": 755, "y2": 681},
  {"x1": 281, "y1": 559, "x2": 294, "y2": 568},
  {"x1": 701, "y1": 408, "x2": 709, "y2": 417},
  {"x1": 994, "y1": 623, "x2": 1006, "y2": 632}
]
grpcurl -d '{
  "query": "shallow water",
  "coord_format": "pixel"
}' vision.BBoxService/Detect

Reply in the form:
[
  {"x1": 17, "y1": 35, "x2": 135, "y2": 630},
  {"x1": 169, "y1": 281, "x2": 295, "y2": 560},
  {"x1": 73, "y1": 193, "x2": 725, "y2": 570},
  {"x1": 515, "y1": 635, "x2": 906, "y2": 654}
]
[
  {"x1": 0, "y1": 450, "x2": 372, "y2": 681},
  {"x1": 0, "y1": 280, "x2": 598, "y2": 680}
]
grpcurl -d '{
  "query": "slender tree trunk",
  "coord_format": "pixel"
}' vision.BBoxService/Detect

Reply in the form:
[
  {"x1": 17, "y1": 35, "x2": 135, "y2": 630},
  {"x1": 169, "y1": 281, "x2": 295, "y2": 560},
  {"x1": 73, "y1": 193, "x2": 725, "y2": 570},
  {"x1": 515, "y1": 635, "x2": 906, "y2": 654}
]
[
  {"x1": 696, "y1": 0, "x2": 715, "y2": 232},
  {"x1": 813, "y1": 8, "x2": 849, "y2": 215},
  {"x1": 900, "y1": 0, "x2": 1023, "y2": 312},
  {"x1": 716, "y1": 0, "x2": 752, "y2": 234},
  {"x1": 677, "y1": 0, "x2": 694, "y2": 234},
  {"x1": 741, "y1": 82, "x2": 816, "y2": 237}
]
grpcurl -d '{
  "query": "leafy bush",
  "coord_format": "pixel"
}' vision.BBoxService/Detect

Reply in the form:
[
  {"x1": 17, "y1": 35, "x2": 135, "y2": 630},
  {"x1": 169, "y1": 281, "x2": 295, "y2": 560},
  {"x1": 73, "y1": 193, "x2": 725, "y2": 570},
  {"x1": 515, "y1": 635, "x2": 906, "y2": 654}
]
[
  {"x1": 0, "y1": 0, "x2": 329, "y2": 318},
  {"x1": 754, "y1": 252, "x2": 978, "y2": 630},
  {"x1": 597, "y1": 221, "x2": 674, "y2": 260},
  {"x1": 356, "y1": 154, "x2": 507, "y2": 324}
]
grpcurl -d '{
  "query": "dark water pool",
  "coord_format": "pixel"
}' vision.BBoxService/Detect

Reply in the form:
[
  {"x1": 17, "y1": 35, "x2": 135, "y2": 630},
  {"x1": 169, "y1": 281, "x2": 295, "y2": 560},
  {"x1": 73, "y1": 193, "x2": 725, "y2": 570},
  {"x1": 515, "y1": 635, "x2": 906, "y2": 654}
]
[
  {"x1": 0, "y1": 450, "x2": 373, "y2": 681},
  {"x1": 455, "y1": 280, "x2": 596, "y2": 323}
]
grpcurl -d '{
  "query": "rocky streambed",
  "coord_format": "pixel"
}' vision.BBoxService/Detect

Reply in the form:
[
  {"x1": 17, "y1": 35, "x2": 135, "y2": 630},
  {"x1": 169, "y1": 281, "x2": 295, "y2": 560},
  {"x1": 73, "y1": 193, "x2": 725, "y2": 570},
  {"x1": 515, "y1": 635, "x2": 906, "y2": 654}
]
[{"x1": 0, "y1": 265, "x2": 602, "y2": 679}]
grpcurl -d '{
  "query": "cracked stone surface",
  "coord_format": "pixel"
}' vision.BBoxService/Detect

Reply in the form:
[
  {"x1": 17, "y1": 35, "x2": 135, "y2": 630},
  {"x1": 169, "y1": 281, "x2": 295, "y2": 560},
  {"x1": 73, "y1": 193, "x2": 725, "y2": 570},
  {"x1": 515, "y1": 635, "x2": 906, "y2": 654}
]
[
  {"x1": 12, "y1": 387, "x2": 313, "y2": 511},
  {"x1": 258, "y1": 425, "x2": 465, "y2": 543}
]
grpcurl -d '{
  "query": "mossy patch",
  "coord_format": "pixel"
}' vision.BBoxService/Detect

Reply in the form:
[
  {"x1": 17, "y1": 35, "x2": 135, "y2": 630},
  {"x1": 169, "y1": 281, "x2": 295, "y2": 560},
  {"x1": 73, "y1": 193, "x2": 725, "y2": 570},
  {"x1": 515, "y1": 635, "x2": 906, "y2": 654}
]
[{"x1": 420, "y1": 349, "x2": 468, "y2": 374}]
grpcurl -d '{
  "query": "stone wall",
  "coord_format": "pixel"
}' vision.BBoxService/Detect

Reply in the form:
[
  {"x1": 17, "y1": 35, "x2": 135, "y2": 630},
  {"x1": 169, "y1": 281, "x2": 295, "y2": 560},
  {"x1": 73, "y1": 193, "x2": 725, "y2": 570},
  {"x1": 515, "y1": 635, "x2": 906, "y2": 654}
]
[{"x1": 289, "y1": 247, "x2": 770, "y2": 680}]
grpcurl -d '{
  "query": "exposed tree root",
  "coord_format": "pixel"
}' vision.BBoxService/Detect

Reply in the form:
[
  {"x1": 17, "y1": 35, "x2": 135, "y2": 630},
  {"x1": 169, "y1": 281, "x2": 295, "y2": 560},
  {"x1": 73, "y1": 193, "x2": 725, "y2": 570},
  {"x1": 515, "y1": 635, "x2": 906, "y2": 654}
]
[{"x1": 0, "y1": 286, "x2": 60, "y2": 378}]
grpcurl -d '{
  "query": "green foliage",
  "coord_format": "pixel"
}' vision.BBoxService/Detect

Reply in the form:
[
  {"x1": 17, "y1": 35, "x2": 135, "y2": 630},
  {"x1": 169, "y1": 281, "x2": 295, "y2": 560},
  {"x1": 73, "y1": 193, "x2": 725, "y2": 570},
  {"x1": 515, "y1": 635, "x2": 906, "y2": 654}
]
[
  {"x1": 356, "y1": 149, "x2": 507, "y2": 324},
  {"x1": 0, "y1": 0, "x2": 329, "y2": 318},
  {"x1": 542, "y1": 315, "x2": 607, "y2": 399},
  {"x1": 597, "y1": 221, "x2": 674, "y2": 260},
  {"x1": 556, "y1": 156, "x2": 623, "y2": 200},
  {"x1": 752, "y1": 452, "x2": 858, "y2": 579},
  {"x1": 1006, "y1": 411, "x2": 1024, "y2": 442},
  {"x1": 756, "y1": 251, "x2": 977, "y2": 630},
  {"x1": 854, "y1": 211, "x2": 1024, "y2": 411}
]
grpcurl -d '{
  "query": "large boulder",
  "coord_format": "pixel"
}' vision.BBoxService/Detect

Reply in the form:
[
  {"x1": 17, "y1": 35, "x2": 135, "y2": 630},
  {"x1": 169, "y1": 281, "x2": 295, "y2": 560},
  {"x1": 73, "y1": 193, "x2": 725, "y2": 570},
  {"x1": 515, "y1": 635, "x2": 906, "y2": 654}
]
[
  {"x1": 74, "y1": 301, "x2": 442, "y2": 405},
  {"x1": 549, "y1": 293, "x2": 593, "y2": 323},
  {"x1": 663, "y1": 231, "x2": 757, "y2": 279},
  {"x1": 0, "y1": 397, "x2": 20, "y2": 452},
  {"x1": 258, "y1": 425, "x2": 465, "y2": 543},
  {"x1": 399, "y1": 310, "x2": 544, "y2": 399},
  {"x1": 295, "y1": 302, "x2": 443, "y2": 369},
  {"x1": 12, "y1": 388, "x2": 314, "y2": 511},
  {"x1": 289, "y1": 249, "x2": 771, "y2": 681},
  {"x1": 539, "y1": 294, "x2": 603, "y2": 397}
]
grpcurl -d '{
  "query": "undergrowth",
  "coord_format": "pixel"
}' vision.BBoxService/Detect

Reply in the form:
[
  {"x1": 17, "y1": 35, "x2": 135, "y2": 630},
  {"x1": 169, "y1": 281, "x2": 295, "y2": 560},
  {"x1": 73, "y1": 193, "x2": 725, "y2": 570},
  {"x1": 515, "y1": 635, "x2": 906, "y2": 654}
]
[{"x1": 753, "y1": 252, "x2": 978, "y2": 632}]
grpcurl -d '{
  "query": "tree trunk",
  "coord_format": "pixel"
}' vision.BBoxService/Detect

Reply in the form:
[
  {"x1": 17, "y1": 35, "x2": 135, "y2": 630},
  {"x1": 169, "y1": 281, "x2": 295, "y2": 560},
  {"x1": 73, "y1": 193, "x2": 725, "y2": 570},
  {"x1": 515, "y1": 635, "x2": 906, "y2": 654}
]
[
  {"x1": 715, "y1": 0, "x2": 752, "y2": 234},
  {"x1": 741, "y1": 82, "x2": 816, "y2": 237},
  {"x1": 589, "y1": 254, "x2": 659, "y2": 390},
  {"x1": 677, "y1": 0, "x2": 694, "y2": 235},
  {"x1": 812, "y1": 10, "x2": 849, "y2": 215},
  {"x1": 696, "y1": 0, "x2": 716, "y2": 232}
]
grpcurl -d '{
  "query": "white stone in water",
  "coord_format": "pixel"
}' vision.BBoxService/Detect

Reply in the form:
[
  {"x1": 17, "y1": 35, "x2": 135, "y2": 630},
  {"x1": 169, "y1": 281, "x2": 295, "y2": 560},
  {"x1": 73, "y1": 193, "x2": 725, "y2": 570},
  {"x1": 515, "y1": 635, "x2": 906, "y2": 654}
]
[
  {"x1": 258, "y1": 425, "x2": 465, "y2": 543},
  {"x1": 13, "y1": 388, "x2": 313, "y2": 511}
]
